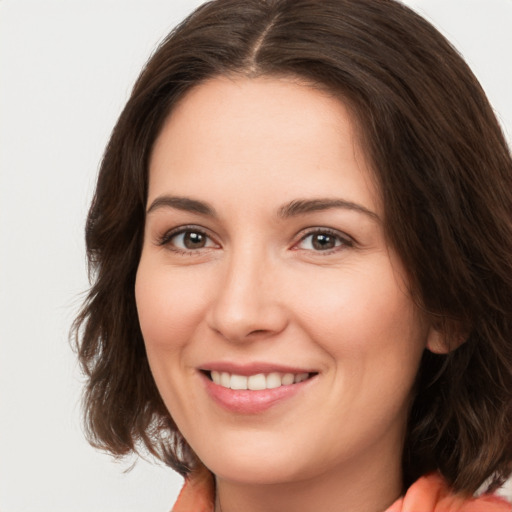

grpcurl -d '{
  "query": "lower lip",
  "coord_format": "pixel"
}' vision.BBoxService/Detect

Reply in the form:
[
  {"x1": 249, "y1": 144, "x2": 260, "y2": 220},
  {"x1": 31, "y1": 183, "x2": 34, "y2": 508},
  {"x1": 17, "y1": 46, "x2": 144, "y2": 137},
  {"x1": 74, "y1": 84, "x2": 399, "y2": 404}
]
[{"x1": 201, "y1": 373, "x2": 315, "y2": 414}]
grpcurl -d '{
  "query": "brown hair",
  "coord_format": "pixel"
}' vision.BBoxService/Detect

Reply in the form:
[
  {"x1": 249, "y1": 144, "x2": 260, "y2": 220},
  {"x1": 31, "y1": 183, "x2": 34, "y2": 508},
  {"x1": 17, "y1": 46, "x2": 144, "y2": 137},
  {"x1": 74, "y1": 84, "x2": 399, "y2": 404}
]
[{"x1": 73, "y1": 0, "x2": 512, "y2": 494}]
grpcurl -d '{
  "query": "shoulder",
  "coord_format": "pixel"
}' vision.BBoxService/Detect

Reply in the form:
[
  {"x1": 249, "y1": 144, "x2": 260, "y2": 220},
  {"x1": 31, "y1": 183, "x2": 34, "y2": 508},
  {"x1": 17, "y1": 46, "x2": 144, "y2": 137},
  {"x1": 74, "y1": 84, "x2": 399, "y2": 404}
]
[{"x1": 387, "y1": 473, "x2": 511, "y2": 512}]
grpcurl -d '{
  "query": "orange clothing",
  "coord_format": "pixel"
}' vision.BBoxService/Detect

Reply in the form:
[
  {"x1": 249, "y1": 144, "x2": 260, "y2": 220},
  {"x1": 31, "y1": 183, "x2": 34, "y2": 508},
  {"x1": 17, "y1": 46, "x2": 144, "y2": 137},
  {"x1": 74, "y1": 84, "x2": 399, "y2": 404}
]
[
  {"x1": 172, "y1": 465, "x2": 215, "y2": 512},
  {"x1": 171, "y1": 466, "x2": 511, "y2": 512},
  {"x1": 387, "y1": 473, "x2": 511, "y2": 512}
]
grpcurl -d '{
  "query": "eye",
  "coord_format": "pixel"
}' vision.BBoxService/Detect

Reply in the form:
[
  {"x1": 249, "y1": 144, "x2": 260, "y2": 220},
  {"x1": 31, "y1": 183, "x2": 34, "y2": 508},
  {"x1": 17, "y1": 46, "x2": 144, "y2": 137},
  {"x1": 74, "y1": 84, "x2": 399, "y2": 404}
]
[
  {"x1": 296, "y1": 229, "x2": 352, "y2": 252},
  {"x1": 174, "y1": 230, "x2": 211, "y2": 249},
  {"x1": 159, "y1": 227, "x2": 218, "y2": 253}
]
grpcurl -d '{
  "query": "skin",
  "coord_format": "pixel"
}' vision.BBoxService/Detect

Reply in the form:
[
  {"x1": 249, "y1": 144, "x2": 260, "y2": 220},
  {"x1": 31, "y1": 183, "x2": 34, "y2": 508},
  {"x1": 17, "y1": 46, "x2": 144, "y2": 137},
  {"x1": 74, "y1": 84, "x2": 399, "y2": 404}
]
[{"x1": 135, "y1": 76, "x2": 440, "y2": 512}]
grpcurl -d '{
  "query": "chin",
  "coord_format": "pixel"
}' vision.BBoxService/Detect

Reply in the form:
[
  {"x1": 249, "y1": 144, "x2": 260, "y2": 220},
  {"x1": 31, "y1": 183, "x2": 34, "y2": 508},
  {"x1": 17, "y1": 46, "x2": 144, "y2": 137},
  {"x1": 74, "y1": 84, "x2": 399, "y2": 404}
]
[
  {"x1": 209, "y1": 458, "x2": 306, "y2": 485},
  {"x1": 197, "y1": 437, "x2": 310, "y2": 485}
]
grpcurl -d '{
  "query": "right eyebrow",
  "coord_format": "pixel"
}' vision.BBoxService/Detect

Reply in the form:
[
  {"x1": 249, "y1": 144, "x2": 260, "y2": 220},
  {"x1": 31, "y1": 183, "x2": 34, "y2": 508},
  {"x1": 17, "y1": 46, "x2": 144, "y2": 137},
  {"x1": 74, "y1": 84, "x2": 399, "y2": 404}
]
[{"x1": 146, "y1": 195, "x2": 217, "y2": 217}]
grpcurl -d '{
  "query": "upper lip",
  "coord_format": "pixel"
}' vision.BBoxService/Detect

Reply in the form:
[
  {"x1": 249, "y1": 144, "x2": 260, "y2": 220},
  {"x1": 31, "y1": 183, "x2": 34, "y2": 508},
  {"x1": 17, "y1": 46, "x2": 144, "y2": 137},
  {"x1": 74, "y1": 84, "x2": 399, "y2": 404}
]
[{"x1": 199, "y1": 362, "x2": 317, "y2": 376}]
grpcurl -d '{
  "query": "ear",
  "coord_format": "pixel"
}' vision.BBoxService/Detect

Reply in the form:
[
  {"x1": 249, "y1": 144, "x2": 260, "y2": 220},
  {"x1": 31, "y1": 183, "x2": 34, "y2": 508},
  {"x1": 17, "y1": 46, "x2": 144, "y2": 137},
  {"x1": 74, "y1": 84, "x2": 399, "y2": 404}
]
[{"x1": 426, "y1": 321, "x2": 469, "y2": 354}]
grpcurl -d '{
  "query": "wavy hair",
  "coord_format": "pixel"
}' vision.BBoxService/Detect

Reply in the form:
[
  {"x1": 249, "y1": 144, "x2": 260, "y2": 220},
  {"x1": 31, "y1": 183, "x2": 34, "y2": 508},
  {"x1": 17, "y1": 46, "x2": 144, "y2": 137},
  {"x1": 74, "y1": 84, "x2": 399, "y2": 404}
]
[{"x1": 73, "y1": 0, "x2": 512, "y2": 493}]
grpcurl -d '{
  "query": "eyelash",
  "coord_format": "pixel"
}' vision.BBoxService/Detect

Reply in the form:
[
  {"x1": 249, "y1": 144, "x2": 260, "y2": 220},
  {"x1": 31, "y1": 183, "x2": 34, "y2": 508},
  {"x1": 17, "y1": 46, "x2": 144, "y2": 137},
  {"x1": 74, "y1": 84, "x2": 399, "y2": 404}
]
[{"x1": 157, "y1": 226, "x2": 354, "y2": 255}]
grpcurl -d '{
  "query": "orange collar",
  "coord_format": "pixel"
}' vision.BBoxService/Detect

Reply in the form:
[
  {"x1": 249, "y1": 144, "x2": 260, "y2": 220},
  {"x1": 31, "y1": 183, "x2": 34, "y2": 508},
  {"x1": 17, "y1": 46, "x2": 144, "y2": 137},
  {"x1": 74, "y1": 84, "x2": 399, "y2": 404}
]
[
  {"x1": 172, "y1": 464, "x2": 215, "y2": 512},
  {"x1": 172, "y1": 468, "x2": 511, "y2": 512}
]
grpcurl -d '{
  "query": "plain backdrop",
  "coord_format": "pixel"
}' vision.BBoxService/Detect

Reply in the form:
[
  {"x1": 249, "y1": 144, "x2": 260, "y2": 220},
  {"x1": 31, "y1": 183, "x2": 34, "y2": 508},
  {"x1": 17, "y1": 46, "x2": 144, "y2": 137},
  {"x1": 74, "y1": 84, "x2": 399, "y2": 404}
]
[{"x1": 0, "y1": 1, "x2": 511, "y2": 511}]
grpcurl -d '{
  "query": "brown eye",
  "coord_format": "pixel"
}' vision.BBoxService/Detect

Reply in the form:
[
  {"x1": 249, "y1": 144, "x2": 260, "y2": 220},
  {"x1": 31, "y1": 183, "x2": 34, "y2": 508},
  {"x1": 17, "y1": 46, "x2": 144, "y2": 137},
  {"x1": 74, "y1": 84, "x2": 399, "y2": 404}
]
[
  {"x1": 311, "y1": 233, "x2": 337, "y2": 250},
  {"x1": 182, "y1": 231, "x2": 207, "y2": 249},
  {"x1": 297, "y1": 229, "x2": 350, "y2": 252},
  {"x1": 163, "y1": 228, "x2": 217, "y2": 252}
]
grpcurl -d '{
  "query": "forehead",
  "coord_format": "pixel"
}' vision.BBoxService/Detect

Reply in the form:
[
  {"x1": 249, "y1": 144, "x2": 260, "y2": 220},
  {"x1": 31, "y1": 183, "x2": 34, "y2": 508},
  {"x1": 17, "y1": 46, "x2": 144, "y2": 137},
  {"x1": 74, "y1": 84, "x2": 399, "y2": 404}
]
[
  {"x1": 148, "y1": 76, "x2": 380, "y2": 215},
  {"x1": 154, "y1": 75, "x2": 360, "y2": 155}
]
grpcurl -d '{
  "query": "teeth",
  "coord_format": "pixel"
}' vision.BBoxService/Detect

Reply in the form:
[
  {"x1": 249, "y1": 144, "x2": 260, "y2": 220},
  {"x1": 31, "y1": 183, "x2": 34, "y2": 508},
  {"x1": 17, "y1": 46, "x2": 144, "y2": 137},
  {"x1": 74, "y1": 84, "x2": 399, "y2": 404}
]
[
  {"x1": 281, "y1": 373, "x2": 295, "y2": 386},
  {"x1": 230, "y1": 374, "x2": 248, "y2": 390},
  {"x1": 248, "y1": 373, "x2": 266, "y2": 390},
  {"x1": 209, "y1": 371, "x2": 312, "y2": 390},
  {"x1": 220, "y1": 372, "x2": 231, "y2": 388},
  {"x1": 266, "y1": 372, "x2": 282, "y2": 389},
  {"x1": 295, "y1": 372, "x2": 309, "y2": 383}
]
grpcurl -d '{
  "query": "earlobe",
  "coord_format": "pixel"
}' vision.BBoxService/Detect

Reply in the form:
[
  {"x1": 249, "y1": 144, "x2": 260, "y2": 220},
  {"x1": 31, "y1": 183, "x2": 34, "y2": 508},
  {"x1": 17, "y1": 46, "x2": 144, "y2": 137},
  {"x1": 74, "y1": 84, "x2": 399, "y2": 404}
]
[
  {"x1": 425, "y1": 323, "x2": 468, "y2": 354},
  {"x1": 426, "y1": 328, "x2": 450, "y2": 354}
]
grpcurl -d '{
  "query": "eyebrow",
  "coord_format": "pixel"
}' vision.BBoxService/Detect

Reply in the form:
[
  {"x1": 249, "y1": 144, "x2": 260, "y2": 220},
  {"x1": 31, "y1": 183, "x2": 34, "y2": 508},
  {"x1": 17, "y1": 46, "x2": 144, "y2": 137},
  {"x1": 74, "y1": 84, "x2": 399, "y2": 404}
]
[
  {"x1": 146, "y1": 195, "x2": 217, "y2": 217},
  {"x1": 278, "y1": 198, "x2": 379, "y2": 221},
  {"x1": 146, "y1": 195, "x2": 379, "y2": 221}
]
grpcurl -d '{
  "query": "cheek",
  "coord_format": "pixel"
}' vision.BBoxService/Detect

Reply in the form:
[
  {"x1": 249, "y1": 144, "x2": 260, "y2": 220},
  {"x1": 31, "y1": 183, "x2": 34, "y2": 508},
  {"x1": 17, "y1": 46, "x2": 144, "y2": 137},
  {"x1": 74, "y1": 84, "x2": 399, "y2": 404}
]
[
  {"x1": 135, "y1": 260, "x2": 208, "y2": 353},
  {"x1": 295, "y1": 265, "x2": 427, "y2": 438},
  {"x1": 134, "y1": 259, "x2": 211, "y2": 420},
  {"x1": 291, "y1": 259, "x2": 427, "y2": 366}
]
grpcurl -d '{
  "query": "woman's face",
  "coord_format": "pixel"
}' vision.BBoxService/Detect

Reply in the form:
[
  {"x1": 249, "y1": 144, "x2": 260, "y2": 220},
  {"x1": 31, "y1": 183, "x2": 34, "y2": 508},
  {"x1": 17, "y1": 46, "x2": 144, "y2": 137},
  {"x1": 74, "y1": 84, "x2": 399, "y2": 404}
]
[{"x1": 136, "y1": 76, "x2": 436, "y2": 486}]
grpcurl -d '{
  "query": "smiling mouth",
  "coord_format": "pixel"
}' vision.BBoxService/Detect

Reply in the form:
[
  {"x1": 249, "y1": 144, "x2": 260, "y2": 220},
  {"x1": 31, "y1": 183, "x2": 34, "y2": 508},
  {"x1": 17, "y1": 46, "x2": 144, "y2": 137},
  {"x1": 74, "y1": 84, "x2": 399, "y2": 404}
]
[{"x1": 203, "y1": 370, "x2": 317, "y2": 391}]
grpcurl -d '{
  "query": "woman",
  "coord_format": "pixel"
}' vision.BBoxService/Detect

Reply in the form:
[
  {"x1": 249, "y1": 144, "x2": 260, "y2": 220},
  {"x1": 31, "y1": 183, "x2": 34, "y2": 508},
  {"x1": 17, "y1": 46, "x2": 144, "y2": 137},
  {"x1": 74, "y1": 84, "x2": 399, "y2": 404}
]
[{"x1": 74, "y1": 0, "x2": 512, "y2": 510}]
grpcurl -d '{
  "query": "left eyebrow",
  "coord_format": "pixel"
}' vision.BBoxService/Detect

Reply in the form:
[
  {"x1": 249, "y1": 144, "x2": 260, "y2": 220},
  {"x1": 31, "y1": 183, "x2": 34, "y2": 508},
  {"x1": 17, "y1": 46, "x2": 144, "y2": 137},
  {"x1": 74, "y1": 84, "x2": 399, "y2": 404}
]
[{"x1": 278, "y1": 198, "x2": 380, "y2": 221}]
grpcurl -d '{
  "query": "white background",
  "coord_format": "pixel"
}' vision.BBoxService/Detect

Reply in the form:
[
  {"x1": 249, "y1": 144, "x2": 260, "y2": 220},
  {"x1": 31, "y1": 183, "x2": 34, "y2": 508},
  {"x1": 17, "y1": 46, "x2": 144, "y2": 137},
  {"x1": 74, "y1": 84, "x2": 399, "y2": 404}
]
[{"x1": 1, "y1": 1, "x2": 511, "y2": 511}]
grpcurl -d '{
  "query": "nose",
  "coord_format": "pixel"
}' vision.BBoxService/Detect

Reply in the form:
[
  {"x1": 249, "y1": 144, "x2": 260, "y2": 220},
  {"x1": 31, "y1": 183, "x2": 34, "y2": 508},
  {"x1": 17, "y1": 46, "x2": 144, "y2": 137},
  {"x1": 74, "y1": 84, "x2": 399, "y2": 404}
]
[{"x1": 206, "y1": 247, "x2": 289, "y2": 343}]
